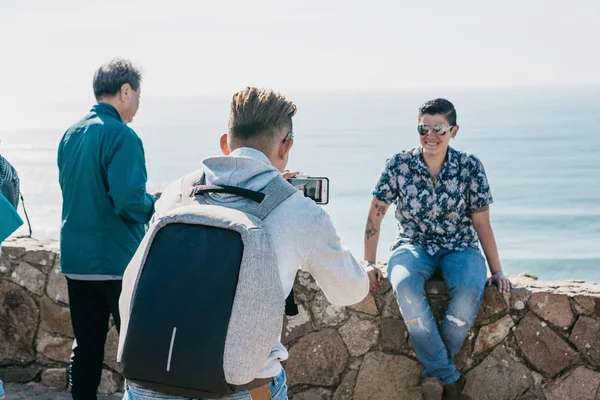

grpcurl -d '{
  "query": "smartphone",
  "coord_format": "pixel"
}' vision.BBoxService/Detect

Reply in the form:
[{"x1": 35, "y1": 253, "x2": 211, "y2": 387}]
[{"x1": 286, "y1": 177, "x2": 329, "y2": 205}]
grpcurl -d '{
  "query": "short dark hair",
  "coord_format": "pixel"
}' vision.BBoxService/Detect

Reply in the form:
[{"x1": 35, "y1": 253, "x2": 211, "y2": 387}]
[
  {"x1": 228, "y1": 87, "x2": 297, "y2": 150},
  {"x1": 93, "y1": 58, "x2": 142, "y2": 100},
  {"x1": 418, "y1": 98, "x2": 457, "y2": 126}
]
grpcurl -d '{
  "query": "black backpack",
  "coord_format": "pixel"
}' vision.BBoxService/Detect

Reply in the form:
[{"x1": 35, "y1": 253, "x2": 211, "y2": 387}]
[
  {"x1": 0, "y1": 155, "x2": 20, "y2": 209},
  {"x1": 0, "y1": 155, "x2": 31, "y2": 237},
  {"x1": 118, "y1": 171, "x2": 297, "y2": 398}
]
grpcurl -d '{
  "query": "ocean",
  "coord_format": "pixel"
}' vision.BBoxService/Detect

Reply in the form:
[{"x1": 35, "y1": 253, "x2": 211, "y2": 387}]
[{"x1": 2, "y1": 86, "x2": 599, "y2": 282}]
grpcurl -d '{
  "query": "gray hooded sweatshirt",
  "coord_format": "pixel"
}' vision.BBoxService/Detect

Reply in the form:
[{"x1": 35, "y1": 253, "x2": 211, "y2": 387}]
[{"x1": 153, "y1": 147, "x2": 369, "y2": 379}]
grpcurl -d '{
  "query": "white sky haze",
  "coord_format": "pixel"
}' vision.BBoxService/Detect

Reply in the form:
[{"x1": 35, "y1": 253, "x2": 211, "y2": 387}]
[{"x1": 1, "y1": 0, "x2": 599, "y2": 129}]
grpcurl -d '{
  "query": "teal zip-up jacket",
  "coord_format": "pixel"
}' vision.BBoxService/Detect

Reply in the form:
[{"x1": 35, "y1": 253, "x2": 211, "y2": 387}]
[{"x1": 58, "y1": 103, "x2": 156, "y2": 276}]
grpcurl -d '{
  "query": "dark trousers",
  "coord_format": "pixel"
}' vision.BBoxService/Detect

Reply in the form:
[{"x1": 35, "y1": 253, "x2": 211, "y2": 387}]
[{"x1": 66, "y1": 278, "x2": 122, "y2": 400}]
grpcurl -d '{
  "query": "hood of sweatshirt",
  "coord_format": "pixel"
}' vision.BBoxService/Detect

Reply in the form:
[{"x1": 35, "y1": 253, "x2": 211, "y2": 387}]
[{"x1": 199, "y1": 147, "x2": 282, "y2": 208}]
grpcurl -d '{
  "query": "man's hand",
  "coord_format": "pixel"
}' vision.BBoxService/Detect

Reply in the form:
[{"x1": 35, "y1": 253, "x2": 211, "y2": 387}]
[
  {"x1": 365, "y1": 264, "x2": 383, "y2": 292},
  {"x1": 487, "y1": 271, "x2": 512, "y2": 293},
  {"x1": 282, "y1": 170, "x2": 302, "y2": 180}
]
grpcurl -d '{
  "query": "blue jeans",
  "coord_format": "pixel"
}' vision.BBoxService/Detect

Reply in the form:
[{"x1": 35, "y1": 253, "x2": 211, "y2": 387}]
[
  {"x1": 388, "y1": 245, "x2": 487, "y2": 384},
  {"x1": 0, "y1": 378, "x2": 5, "y2": 400},
  {"x1": 123, "y1": 369, "x2": 288, "y2": 400}
]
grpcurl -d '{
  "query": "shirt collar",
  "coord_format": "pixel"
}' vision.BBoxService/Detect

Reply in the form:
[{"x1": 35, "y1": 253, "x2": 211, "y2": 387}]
[
  {"x1": 410, "y1": 146, "x2": 459, "y2": 174},
  {"x1": 409, "y1": 147, "x2": 428, "y2": 174},
  {"x1": 92, "y1": 102, "x2": 124, "y2": 123},
  {"x1": 446, "y1": 147, "x2": 459, "y2": 169}
]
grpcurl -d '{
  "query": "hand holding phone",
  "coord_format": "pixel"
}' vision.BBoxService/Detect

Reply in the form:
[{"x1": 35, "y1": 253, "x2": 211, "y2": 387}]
[{"x1": 286, "y1": 176, "x2": 329, "y2": 204}]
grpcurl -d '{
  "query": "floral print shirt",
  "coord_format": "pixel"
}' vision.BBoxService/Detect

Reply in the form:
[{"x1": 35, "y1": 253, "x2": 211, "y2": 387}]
[{"x1": 373, "y1": 146, "x2": 493, "y2": 255}]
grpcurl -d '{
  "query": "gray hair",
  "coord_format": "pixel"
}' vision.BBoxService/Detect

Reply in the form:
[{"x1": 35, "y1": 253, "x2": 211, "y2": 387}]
[{"x1": 93, "y1": 58, "x2": 142, "y2": 99}]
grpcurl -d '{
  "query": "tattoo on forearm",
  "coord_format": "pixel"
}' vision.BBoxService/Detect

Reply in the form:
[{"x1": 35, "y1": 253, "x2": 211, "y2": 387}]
[
  {"x1": 374, "y1": 203, "x2": 387, "y2": 217},
  {"x1": 365, "y1": 218, "x2": 379, "y2": 240},
  {"x1": 472, "y1": 205, "x2": 489, "y2": 214},
  {"x1": 365, "y1": 218, "x2": 378, "y2": 240}
]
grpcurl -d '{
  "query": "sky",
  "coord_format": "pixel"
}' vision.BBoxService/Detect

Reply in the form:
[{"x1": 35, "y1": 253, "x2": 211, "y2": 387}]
[{"x1": 0, "y1": 0, "x2": 599, "y2": 129}]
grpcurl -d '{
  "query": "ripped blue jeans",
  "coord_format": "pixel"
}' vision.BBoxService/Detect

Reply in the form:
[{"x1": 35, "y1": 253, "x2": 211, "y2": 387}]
[{"x1": 387, "y1": 245, "x2": 487, "y2": 384}]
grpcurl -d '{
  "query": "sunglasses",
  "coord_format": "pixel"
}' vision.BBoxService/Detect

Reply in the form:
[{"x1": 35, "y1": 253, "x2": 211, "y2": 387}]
[{"x1": 417, "y1": 124, "x2": 454, "y2": 136}]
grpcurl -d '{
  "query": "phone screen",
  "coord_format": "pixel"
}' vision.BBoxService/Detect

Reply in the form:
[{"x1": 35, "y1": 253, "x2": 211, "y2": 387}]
[{"x1": 287, "y1": 177, "x2": 328, "y2": 204}]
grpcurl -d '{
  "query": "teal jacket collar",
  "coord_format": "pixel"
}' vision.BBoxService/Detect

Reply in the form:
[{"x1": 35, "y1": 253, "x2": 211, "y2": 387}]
[{"x1": 92, "y1": 102, "x2": 124, "y2": 123}]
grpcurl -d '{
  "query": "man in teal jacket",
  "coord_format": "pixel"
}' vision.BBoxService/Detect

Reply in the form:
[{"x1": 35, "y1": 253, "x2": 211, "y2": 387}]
[{"x1": 58, "y1": 58, "x2": 156, "y2": 400}]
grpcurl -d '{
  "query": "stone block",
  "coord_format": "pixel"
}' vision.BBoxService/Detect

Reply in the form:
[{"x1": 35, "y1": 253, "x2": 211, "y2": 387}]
[
  {"x1": 295, "y1": 270, "x2": 320, "y2": 291},
  {"x1": 464, "y1": 345, "x2": 533, "y2": 400},
  {"x1": 10, "y1": 261, "x2": 47, "y2": 296},
  {"x1": 0, "y1": 264, "x2": 9, "y2": 276},
  {"x1": 0, "y1": 281, "x2": 38, "y2": 365},
  {"x1": 98, "y1": 369, "x2": 123, "y2": 394},
  {"x1": 333, "y1": 370, "x2": 358, "y2": 400},
  {"x1": 528, "y1": 292, "x2": 575, "y2": 329},
  {"x1": 0, "y1": 366, "x2": 41, "y2": 382},
  {"x1": 347, "y1": 293, "x2": 379, "y2": 316},
  {"x1": 22, "y1": 248, "x2": 57, "y2": 273},
  {"x1": 310, "y1": 291, "x2": 348, "y2": 328},
  {"x1": 338, "y1": 315, "x2": 379, "y2": 356},
  {"x1": 0, "y1": 252, "x2": 14, "y2": 276},
  {"x1": 425, "y1": 279, "x2": 448, "y2": 295},
  {"x1": 0, "y1": 244, "x2": 26, "y2": 261},
  {"x1": 380, "y1": 318, "x2": 408, "y2": 351},
  {"x1": 36, "y1": 336, "x2": 73, "y2": 363},
  {"x1": 510, "y1": 273, "x2": 538, "y2": 287},
  {"x1": 455, "y1": 330, "x2": 475, "y2": 370},
  {"x1": 291, "y1": 286, "x2": 315, "y2": 303},
  {"x1": 544, "y1": 366, "x2": 600, "y2": 400},
  {"x1": 508, "y1": 287, "x2": 531, "y2": 313},
  {"x1": 429, "y1": 295, "x2": 449, "y2": 322},
  {"x1": 104, "y1": 326, "x2": 120, "y2": 371},
  {"x1": 353, "y1": 352, "x2": 421, "y2": 400},
  {"x1": 282, "y1": 304, "x2": 315, "y2": 345},
  {"x1": 293, "y1": 388, "x2": 332, "y2": 400},
  {"x1": 475, "y1": 288, "x2": 508, "y2": 325},
  {"x1": 40, "y1": 296, "x2": 73, "y2": 337},
  {"x1": 516, "y1": 386, "x2": 547, "y2": 400},
  {"x1": 569, "y1": 316, "x2": 600, "y2": 366},
  {"x1": 41, "y1": 368, "x2": 67, "y2": 389},
  {"x1": 573, "y1": 294, "x2": 600, "y2": 317},
  {"x1": 377, "y1": 276, "x2": 392, "y2": 293},
  {"x1": 347, "y1": 357, "x2": 362, "y2": 371},
  {"x1": 286, "y1": 329, "x2": 348, "y2": 387},
  {"x1": 46, "y1": 267, "x2": 69, "y2": 305},
  {"x1": 515, "y1": 312, "x2": 580, "y2": 377},
  {"x1": 473, "y1": 315, "x2": 514, "y2": 356},
  {"x1": 380, "y1": 290, "x2": 401, "y2": 319}
]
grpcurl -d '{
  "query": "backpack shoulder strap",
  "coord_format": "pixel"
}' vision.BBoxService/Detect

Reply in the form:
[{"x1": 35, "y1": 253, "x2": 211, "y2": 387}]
[
  {"x1": 180, "y1": 168, "x2": 207, "y2": 206},
  {"x1": 241, "y1": 175, "x2": 298, "y2": 220},
  {"x1": 181, "y1": 169, "x2": 297, "y2": 220}
]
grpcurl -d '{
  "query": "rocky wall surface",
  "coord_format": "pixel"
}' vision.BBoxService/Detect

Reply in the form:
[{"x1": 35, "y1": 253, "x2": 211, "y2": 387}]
[
  {"x1": 0, "y1": 238, "x2": 122, "y2": 395},
  {"x1": 284, "y1": 271, "x2": 600, "y2": 400},
  {"x1": 1, "y1": 238, "x2": 600, "y2": 399}
]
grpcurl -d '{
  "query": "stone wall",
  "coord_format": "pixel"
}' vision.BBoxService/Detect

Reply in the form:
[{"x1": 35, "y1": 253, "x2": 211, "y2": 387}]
[
  {"x1": 0, "y1": 238, "x2": 122, "y2": 394},
  {"x1": 1, "y1": 238, "x2": 600, "y2": 399},
  {"x1": 284, "y1": 271, "x2": 600, "y2": 400}
]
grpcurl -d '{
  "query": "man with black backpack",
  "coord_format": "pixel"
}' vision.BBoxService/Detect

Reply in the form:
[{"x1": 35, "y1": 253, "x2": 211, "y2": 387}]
[{"x1": 118, "y1": 87, "x2": 369, "y2": 400}]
